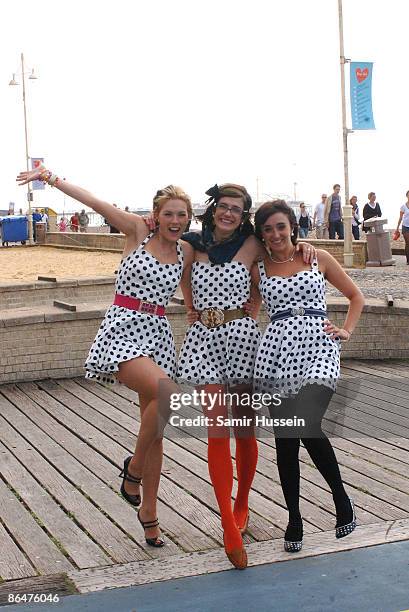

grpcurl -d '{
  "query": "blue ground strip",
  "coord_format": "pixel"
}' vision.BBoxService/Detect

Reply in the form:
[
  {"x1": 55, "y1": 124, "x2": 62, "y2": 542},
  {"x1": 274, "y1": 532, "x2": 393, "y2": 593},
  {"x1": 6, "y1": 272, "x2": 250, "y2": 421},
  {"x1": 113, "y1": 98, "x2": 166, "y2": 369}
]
[{"x1": 3, "y1": 540, "x2": 409, "y2": 612}]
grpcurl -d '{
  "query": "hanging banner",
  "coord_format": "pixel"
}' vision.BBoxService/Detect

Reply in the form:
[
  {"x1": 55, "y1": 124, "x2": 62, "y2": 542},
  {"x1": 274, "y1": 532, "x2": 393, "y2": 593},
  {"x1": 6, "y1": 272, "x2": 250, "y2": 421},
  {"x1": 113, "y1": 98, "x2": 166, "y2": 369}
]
[
  {"x1": 350, "y1": 62, "x2": 375, "y2": 130},
  {"x1": 31, "y1": 157, "x2": 45, "y2": 190}
]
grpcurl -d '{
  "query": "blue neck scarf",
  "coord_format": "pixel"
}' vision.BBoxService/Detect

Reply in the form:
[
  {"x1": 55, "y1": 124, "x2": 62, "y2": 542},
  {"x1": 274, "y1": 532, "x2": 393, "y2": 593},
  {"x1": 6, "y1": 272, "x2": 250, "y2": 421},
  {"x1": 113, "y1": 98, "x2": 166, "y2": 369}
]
[{"x1": 182, "y1": 226, "x2": 249, "y2": 265}]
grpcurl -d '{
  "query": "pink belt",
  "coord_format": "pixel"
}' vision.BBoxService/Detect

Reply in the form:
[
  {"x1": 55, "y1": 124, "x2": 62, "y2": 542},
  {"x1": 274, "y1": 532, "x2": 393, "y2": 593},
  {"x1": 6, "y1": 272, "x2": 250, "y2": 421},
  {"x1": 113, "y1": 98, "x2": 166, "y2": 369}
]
[{"x1": 113, "y1": 293, "x2": 166, "y2": 316}]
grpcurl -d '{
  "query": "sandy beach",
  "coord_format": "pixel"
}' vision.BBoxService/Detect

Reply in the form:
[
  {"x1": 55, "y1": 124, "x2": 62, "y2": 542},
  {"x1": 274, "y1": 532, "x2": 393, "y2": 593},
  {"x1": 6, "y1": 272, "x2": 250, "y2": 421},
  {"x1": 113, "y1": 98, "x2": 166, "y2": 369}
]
[{"x1": 0, "y1": 245, "x2": 122, "y2": 282}]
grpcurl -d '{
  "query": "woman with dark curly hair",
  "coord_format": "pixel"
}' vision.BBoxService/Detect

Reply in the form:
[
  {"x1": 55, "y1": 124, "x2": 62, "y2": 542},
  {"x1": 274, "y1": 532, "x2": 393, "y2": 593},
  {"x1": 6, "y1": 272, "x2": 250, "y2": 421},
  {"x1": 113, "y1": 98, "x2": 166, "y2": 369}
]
[{"x1": 251, "y1": 200, "x2": 364, "y2": 553}]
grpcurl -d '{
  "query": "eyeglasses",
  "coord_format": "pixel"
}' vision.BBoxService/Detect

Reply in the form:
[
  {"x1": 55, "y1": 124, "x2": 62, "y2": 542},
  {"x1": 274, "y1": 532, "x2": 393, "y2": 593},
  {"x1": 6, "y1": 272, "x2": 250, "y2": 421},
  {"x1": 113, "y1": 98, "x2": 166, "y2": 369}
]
[{"x1": 215, "y1": 202, "x2": 244, "y2": 217}]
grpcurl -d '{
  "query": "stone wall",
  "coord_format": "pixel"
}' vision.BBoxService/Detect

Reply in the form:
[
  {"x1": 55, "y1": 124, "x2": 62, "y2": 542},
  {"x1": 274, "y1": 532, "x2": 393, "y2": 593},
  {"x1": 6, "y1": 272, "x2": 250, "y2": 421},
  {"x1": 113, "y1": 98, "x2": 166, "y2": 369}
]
[
  {"x1": 1, "y1": 299, "x2": 408, "y2": 384},
  {"x1": 43, "y1": 232, "x2": 125, "y2": 251},
  {"x1": 0, "y1": 277, "x2": 116, "y2": 310},
  {"x1": 302, "y1": 239, "x2": 368, "y2": 268},
  {"x1": 40, "y1": 232, "x2": 368, "y2": 268}
]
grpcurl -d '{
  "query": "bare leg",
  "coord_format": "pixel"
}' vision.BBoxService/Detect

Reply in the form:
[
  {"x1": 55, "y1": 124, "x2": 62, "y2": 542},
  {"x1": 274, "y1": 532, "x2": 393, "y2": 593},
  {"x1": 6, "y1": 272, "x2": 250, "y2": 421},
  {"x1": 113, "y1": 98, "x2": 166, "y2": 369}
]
[{"x1": 117, "y1": 357, "x2": 177, "y2": 541}]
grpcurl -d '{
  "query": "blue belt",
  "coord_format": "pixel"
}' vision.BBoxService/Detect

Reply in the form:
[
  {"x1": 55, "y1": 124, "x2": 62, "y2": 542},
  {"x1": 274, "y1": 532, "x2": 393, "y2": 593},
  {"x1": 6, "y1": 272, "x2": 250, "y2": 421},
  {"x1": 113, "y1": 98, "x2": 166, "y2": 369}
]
[{"x1": 270, "y1": 307, "x2": 327, "y2": 323}]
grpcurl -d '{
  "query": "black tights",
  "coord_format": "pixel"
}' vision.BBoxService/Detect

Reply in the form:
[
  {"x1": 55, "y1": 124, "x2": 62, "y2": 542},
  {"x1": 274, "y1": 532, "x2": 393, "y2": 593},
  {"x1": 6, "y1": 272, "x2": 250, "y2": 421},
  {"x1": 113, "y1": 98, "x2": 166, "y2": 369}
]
[{"x1": 272, "y1": 384, "x2": 351, "y2": 530}]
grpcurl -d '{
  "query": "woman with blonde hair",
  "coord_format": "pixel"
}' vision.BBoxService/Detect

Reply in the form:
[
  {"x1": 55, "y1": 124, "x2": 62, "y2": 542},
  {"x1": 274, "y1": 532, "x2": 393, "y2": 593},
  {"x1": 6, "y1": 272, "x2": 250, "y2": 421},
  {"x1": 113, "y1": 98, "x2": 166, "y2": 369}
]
[{"x1": 17, "y1": 166, "x2": 194, "y2": 548}]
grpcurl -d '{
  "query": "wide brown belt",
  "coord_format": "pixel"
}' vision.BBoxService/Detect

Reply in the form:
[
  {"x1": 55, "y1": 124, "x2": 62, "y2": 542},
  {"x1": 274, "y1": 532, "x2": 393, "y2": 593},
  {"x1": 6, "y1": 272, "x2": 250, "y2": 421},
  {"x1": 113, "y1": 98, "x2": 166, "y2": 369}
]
[{"x1": 199, "y1": 307, "x2": 246, "y2": 329}]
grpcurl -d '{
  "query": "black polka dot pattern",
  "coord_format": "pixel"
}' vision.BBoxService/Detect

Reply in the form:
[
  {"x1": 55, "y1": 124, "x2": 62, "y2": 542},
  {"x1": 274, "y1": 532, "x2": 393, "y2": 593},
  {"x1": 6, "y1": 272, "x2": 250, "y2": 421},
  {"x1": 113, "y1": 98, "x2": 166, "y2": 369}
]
[
  {"x1": 177, "y1": 262, "x2": 261, "y2": 384},
  {"x1": 254, "y1": 258, "x2": 340, "y2": 396},
  {"x1": 85, "y1": 233, "x2": 183, "y2": 384}
]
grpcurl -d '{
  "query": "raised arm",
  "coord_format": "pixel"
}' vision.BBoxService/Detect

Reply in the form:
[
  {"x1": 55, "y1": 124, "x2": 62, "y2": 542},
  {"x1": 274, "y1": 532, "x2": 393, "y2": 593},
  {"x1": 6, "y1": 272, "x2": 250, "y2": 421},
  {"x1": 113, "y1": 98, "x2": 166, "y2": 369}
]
[{"x1": 16, "y1": 166, "x2": 146, "y2": 238}]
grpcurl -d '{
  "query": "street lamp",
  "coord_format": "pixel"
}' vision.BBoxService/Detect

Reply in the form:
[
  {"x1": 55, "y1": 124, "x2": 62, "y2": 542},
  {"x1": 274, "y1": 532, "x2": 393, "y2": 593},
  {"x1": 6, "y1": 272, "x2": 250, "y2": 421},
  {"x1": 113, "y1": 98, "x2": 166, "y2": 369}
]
[{"x1": 9, "y1": 53, "x2": 38, "y2": 245}]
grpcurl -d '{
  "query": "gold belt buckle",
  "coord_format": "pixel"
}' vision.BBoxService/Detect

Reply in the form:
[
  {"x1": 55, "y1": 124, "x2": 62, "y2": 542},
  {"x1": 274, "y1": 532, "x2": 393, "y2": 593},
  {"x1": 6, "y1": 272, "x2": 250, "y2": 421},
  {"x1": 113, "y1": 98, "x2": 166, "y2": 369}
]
[{"x1": 200, "y1": 307, "x2": 225, "y2": 329}]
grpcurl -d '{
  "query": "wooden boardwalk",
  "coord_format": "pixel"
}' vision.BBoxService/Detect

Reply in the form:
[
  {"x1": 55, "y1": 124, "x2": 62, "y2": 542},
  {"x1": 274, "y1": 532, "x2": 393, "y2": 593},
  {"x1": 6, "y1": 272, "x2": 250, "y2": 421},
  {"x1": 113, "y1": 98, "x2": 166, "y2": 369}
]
[{"x1": 1, "y1": 359, "x2": 409, "y2": 596}]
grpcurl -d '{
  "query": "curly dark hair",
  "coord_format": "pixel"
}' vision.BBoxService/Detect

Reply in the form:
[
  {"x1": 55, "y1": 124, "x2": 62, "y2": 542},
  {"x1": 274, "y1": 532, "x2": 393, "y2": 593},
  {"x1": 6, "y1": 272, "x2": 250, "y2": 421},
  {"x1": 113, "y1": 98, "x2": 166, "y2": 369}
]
[
  {"x1": 254, "y1": 200, "x2": 298, "y2": 245},
  {"x1": 197, "y1": 183, "x2": 254, "y2": 236}
]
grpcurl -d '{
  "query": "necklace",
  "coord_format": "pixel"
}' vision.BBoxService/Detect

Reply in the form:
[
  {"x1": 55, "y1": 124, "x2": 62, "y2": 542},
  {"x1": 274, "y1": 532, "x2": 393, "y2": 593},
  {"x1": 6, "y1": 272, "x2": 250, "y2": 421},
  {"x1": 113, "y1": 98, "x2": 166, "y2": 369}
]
[{"x1": 268, "y1": 247, "x2": 296, "y2": 264}]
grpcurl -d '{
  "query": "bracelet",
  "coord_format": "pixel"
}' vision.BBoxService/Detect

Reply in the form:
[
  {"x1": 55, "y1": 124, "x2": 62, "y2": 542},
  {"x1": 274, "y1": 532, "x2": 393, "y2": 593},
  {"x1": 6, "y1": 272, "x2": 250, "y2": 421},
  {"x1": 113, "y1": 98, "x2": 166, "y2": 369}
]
[
  {"x1": 342, "y1": 329, "x2": 352, "y2": 342},
  {"x1": 38, "y1": 169, "x2": 61, "y2": 187}
]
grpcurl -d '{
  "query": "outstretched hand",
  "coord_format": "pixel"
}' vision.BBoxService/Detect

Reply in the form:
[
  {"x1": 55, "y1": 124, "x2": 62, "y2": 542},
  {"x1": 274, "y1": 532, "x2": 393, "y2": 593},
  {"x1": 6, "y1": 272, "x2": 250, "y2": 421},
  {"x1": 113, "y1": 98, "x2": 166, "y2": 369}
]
[{"x1": 16, "y1": 166, "x2": 45, "y2": 186}]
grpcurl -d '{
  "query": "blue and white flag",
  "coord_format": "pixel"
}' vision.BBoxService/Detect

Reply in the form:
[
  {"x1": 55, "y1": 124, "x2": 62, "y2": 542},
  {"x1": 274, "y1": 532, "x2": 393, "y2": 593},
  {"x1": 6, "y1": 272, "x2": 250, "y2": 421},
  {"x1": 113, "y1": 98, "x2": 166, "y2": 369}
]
[
  {"x1": 350, "y1": 62, "x2": 375, "y2": 130},
  {"x1": 31, "y1": 157, "x2": 45, "y2": 190}
]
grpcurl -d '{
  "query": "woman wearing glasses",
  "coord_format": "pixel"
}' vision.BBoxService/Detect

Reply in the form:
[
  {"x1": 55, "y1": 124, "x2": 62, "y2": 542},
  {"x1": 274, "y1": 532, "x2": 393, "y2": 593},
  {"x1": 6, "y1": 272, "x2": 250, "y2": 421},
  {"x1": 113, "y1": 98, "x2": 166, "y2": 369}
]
[{"x1": 177, "y1": 184, "x2": 315, "y2": 569}]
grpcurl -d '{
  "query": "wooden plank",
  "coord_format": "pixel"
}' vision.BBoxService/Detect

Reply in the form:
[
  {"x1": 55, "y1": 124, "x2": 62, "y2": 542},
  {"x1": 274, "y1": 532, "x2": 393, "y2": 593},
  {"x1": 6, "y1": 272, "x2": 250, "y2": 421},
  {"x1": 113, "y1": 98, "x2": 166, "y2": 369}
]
[
  {"x1": 0, "y1": 388, "x2": 150, "y2": 562},
  {"x1": 70, "y1": 379, "x2": 327, "y2": 535},
  {"x1": 341, "y1": 360, "x2": 409, "y2": 385},
  {"x1": 0, "y1": 521, "x2": 35, "y2": 581},
  {"x1": 180, "y1": 394, "x2": 397, "y2": 523},
  {"x1": 0, "y1": 440, "x2": 111, "y2": 570},
  {"x1": 0, "y1": 478, "x2": 73, "y2": 575},
  {"x1": 337, "y1": 381, "x2": 409, "y2": 418},
  {"x1": 69, "y1": 518, "x2": 409, "y2": 593},
  {"x1": 14, "y1": 382, "x2": 216, "y2": 553},
  {"x1": 64, "y1": 379, "x2": 292, "y2": 540},
  {"x1": 321, "y1": 431, "x2": 409, "y2": 481},
  {"x1": 0, "y1": 409, "x2": 144, "y2": 565},
  {"x1": 0, "y1": 574, "x2": 77, "y2": 606},
  {"x1": 65, "y1": 379, "x2": 292, "y2": 538},
  {"x1": 33, "y1": 381, "x2": 221, "y2": 550},
  {"x1": 327, "y1": 398, "x2": 409, "y2": 445}
]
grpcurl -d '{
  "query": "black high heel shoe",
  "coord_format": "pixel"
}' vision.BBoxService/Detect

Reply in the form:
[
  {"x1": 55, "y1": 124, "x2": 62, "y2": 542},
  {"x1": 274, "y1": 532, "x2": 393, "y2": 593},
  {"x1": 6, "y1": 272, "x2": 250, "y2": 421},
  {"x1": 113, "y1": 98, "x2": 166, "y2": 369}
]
[
  {"x1": 284, "y1": 519, "x2": 303, "y2": 553},
  {"x1": 119, "y1": 456, "x2": 142, "y2": 506},
  {"x1": 336, "y1": 497, "x2": 356, "y2": 539},
  {"x1": 137, "y1": 511, "x2": 165, "y2": 547}
]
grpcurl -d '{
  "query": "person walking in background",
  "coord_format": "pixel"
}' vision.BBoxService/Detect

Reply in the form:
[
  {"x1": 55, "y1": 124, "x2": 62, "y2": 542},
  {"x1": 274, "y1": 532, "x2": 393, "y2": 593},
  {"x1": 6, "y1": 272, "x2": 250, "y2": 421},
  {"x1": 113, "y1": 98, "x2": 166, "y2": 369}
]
[
  {"x1": 297, "y1": 203, "x2": 311, "y2": 238},
  {"x1": 41, "y1": 210, "x2": 49, "y2": 230},
  {"x1": 78, "y1": 209, "x2": 90, "y2": 232},
  {"x1": 32, "y1": 208, "x2": 43, "y2": 242},
  {"x1": 70, "y1": 211, "x2": 79, "y2": 232},
  {"x1": 324, "y1": 184, "x2": 344, "y2": 240},
  {"x1": 363, "y1": 192, "x2": 382, "y2": 233},
  {"x1": 313, "y1": 194, "x2": 328, "y2": 239},
  {"x1": 251, "y1": 200, "x2": 364, "y2": 553},
  {"x1": 395, "y1": 190, "x2": 409, "y2": 264},
  {"x1": 350, "y1": 196, "x2": 361, "y2": 240},
  {"x1": 58, "y1": 216, "x2": 68, "y2": 232}
]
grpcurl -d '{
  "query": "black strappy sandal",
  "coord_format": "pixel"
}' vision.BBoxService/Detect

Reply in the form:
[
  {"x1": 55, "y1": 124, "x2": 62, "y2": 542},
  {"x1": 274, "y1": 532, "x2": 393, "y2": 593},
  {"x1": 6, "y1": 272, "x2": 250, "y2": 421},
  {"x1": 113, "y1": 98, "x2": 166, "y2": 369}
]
[
  {"x1": 137, "y1": 511, "x2": 165, "y2": 547},
  {"x1": 119, "y1": 456, "x2": 142, "y2": 506}
]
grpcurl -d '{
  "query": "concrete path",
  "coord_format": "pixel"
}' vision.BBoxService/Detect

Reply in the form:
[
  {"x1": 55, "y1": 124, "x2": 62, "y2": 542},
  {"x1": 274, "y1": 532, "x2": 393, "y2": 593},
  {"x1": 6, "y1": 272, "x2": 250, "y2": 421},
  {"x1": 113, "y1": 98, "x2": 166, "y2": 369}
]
[{"x1": 4, "y1": 540, "x2": 409, "y2": 612}]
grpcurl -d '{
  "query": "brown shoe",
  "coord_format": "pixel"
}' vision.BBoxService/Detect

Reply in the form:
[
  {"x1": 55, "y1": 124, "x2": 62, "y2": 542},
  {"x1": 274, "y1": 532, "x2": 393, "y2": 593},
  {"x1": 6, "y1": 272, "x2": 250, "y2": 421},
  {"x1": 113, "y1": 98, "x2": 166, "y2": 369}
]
[{"x1": 223, "y1": 534, "x2": 248, "y2": 570}]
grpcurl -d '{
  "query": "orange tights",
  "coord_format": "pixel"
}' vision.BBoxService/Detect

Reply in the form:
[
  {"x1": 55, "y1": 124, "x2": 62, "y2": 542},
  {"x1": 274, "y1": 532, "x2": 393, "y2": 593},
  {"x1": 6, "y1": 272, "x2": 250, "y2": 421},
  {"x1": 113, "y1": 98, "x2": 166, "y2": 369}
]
[{"x1": 207, "y1": 435, "x2": 258, "y2": 552}]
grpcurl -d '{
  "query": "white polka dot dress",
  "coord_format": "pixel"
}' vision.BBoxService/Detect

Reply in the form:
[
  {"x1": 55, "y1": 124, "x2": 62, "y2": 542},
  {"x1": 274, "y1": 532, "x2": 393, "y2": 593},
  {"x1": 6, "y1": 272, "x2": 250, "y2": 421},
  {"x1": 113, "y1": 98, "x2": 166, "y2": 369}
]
[
  {"x1": 254, "y1": 258, "x2": 340, "y2": 397},
  {"x1": 85, "y1": 233, "x2": 183, "y2": 384},
  {"x1": 177, "y1": 261, "x2": 261, "y2": 385}
]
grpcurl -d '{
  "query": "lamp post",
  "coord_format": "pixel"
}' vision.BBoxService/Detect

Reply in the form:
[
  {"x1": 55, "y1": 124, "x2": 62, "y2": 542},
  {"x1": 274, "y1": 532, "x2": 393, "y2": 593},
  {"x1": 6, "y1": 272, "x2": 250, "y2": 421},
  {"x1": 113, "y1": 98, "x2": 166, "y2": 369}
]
[
  {"x1": 337, "y1": 0, "x2": 354, "y2": 267},
  {"x1": 9, "y1": 52, "x2": 38, "y2": 245}
]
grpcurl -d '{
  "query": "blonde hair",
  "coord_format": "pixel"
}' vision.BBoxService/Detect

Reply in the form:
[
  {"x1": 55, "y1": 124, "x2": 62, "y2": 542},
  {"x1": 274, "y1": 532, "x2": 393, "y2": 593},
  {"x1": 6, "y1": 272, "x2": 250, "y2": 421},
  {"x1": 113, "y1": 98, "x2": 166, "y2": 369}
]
[{"x1": 153, "y1": 185, "x2": 192, "y2": 218}]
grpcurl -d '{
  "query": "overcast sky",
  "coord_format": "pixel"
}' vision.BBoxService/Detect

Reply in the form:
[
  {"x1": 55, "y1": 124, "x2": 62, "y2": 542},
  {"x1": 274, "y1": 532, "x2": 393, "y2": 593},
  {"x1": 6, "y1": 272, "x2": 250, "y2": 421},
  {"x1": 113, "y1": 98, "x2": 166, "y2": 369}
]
[{"x1": 2, "y1": 0, "x2": 408, "y2": 226}]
